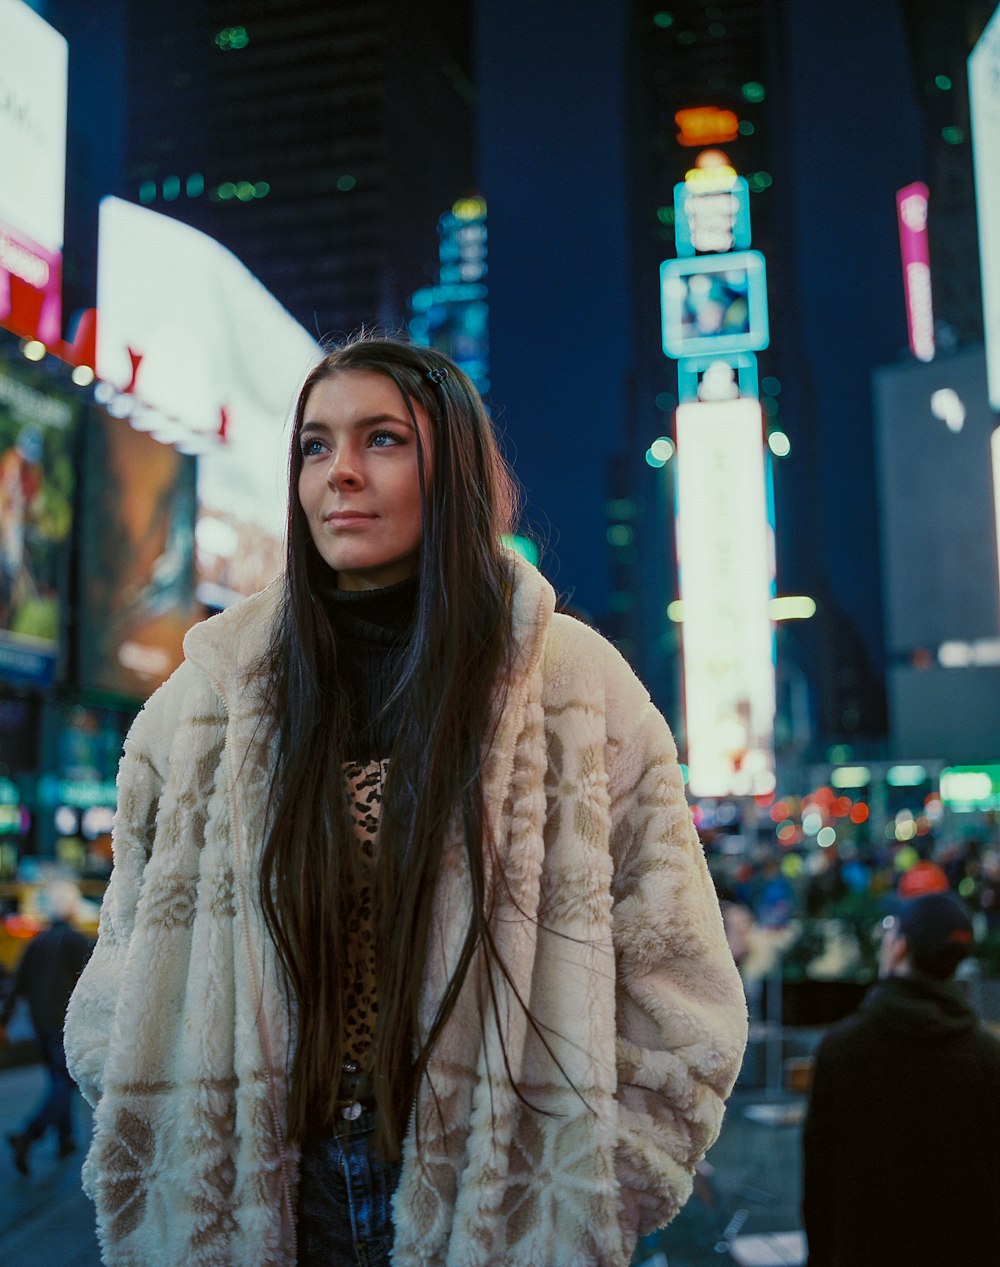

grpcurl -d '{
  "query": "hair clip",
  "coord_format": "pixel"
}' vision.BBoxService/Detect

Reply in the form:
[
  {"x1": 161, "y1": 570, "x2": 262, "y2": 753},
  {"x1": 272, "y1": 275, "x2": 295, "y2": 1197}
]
[{"x1": 426, "y1": 366, "x2": 449, "y2": 385}]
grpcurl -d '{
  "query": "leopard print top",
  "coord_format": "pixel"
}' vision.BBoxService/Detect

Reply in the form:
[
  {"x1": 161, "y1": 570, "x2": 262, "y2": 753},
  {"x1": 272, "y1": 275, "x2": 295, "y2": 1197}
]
[{"x1": 342, "y1": 757, "x2": 387, "y2": 1067}]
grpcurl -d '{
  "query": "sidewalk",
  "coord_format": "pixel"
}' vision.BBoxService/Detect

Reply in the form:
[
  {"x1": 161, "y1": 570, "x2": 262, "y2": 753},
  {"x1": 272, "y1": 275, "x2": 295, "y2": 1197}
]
[{"x1": 0, "y1": 1063, "x2": 101, "y2": 1267}]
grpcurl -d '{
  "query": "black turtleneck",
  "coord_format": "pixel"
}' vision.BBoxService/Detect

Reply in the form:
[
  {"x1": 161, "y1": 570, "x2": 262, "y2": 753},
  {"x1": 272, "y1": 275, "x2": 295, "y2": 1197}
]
[{"x1": 320, "y1": 575, "x2": 418, "y2": 761}]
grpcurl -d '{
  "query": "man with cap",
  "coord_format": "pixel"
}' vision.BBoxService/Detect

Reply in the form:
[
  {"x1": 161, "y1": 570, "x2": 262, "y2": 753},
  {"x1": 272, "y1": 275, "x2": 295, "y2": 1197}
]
[{"x1": 801, "y1": 892, "x2": 1000, "y2": 1267}]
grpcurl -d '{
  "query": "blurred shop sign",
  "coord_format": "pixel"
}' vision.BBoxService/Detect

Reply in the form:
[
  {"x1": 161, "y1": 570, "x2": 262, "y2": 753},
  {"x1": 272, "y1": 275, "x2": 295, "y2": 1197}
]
[
  {"x1": 0, "y1": 358, "x2": 79, "y2": 686},
  {"x1": 0, "y1": 0, "x2": 67, "y2": 345},
  {"x1": 896, "y1": 182, "x2": 935, "y2": 363},
  {"x1": 674, "y1": 177, "x2": 751, "y2": 256},
  {"x1": 675, "y1": 106, "x2": 740, "y2": 148},
  {"x1": 940, "y1": 765, "x2": 1000, "y2": 811}
]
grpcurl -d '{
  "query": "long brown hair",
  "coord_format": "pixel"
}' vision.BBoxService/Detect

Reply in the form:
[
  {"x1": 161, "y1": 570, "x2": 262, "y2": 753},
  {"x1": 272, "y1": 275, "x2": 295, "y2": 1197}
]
[{"x1": 257, "y1": 336, "x2": 519, "y2": 1158}]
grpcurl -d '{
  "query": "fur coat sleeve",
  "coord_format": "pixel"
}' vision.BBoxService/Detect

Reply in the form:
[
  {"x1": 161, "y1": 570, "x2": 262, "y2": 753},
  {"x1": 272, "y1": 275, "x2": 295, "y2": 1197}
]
[
  {"x1": 552, "y1": 616, "x2": 748, "y2": 1245},
  {"x1": 65, "y1": 660, "x2": 202, "y2": 1108},
  {"x1": 605, "y1": 680, "x2": 748, "y2": 1240}
]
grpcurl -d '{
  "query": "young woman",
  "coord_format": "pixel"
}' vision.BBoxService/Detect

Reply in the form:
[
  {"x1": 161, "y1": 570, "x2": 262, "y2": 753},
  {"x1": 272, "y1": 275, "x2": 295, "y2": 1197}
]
[{"x1": 65, "y1": 337, "x2": 747, "y2": 1267}]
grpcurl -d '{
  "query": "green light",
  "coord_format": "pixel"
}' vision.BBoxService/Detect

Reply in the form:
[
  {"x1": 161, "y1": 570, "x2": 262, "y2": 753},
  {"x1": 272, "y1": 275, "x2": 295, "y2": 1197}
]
[
  {"x1": 677, "y1": 30, "x2": 696, "y2": 44},
  {"x1": 942, "y1": 125, "x2": 964, "y2": 144},
  {"x1": 336, "y1": 174, "x2": 357, "y2": 192},
  {"x1": 656, "y1": 205, "x2": 675, "y2": 225},
  {"x1": 767, "y1": 431, "x2": 791, "y2": 458},
  {"x1": 645, "y1": 448, "x2": 666, "y2": 469},
  {"x1": 217, "y1": 182, "x2": 236, "y2": 200},
  {"x1": 653, "y1": 11, "x2": 674, "y2": 27},
  {"x1": 186, "y1": 172, "x2": 205, "y2": 197},
  {"x1": 708, "y1": 22, "x2": 726, "y2": 37},
  {"x1": 738, "y1": 120, "x2": 755, "y2": 136},
  {"x1": 748, "y1": 171, "x2": 773, "y2": 192},
  {"x1": 215, "y1": 26, "x2": 249, "y2": 50},
  {"x1": 235, "y1": 180, "x2": 255, "y2": 201},
  {"x1": 650, "y1": 436, "x2": 674, "y2": 462},
  {"x1": 500, "y1": 533, "x2": 539, "y2": 566},
  {"x1": 886, "y1": 764, "x2": 927, "y2": 787},
  {"x1": 607, "y1": 524, "x2": 635, "y2": 547},
  {"x1": 139, "y1": 180, "x2": 156, "y2": 204},
  {"x1": 762, "y1": 375, "x2": 781, "y2": 395},
  {"x1": 162, "y1": 174, "x2": 180, "y2": 201},
  {"x1": 742, "y1": 81, "x2": 766, "y2": 103},
  {"x1": 654, "y1": 391, "x2": 675, "y2": 412},
  {"x1": 253, "y1": 181, "x2": 270, "y2": 198},
  {"x1": 934, "y1": 74, "x2": 952, "y2": 91}
]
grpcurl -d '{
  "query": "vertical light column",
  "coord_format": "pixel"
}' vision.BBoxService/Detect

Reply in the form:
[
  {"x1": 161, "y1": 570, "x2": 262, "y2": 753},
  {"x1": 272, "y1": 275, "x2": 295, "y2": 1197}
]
[
  {"x1": 675, "y1": 397, "x2": 775, "y2": 796},
  {"x1": 992, "y1": 428, "x2": 1000, "y2": 619}
]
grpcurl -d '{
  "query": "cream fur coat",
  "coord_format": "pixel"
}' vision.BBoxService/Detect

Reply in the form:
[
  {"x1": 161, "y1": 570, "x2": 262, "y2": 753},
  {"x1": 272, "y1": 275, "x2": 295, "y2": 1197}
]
[{"x1": 65, "y1": 554, "x2": 747, "y2": 1266}]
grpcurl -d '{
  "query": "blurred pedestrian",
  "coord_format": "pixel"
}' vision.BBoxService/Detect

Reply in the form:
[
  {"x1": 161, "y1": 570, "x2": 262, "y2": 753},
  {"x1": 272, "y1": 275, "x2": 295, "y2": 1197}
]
[
  {"x1": 65, "y1": 337, "x2": 747, "y2": 1267},
  {"x1": 802, "y1": 892, "x2": 1000, "y2": 1267},
  {"x1": 0, "y1": 880, "x2": 92, "y2": 1176}
]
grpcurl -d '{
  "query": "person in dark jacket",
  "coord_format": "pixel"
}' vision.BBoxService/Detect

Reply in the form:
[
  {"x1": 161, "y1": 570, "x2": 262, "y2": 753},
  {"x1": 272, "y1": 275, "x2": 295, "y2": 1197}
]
[
  {"x1": 0, "y1": 881, "x2": 93, "y2": 1175},
  {"x1": 802, "y1": 891, "x2": 1000, "y2": 1267}
]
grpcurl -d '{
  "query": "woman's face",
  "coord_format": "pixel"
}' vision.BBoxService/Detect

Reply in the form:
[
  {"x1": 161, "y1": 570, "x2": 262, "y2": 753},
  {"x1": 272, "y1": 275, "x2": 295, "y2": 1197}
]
[{"x1": 297, "y1": 370, "x2": 431, "y2": 591}]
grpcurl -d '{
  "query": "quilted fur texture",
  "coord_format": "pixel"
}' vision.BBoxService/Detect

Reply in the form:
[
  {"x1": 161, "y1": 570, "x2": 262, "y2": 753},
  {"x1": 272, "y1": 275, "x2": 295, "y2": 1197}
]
[{"x1": 65, "y1": 553, "x2": 748, "y2": 1266}]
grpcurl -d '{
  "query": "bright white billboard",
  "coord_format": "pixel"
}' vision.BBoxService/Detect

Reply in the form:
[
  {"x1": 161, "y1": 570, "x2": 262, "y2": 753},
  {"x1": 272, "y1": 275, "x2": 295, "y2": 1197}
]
[
  {"x1": 675, "y1": 398, "x2": 775, "y2": 796},
  {"x1": 0, "y1": 0, "x2": 68, "y2": 343},
  {"x1": 96, "y1": 197, "x2": 321, "y2": 582},
  {"x1": 970, "y1": 6, "x2": 1000, "y2": 410}
]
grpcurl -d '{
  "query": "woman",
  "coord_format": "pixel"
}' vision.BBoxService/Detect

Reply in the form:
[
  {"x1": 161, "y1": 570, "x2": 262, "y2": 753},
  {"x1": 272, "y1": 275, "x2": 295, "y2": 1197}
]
[{"x1": 65, "y1": 337, "x2": 747, "y2": 1267}]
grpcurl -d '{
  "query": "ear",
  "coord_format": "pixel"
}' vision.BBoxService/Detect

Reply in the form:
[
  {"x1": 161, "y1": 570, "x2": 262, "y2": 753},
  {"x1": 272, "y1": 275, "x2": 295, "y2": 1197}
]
[{"x1": 889, "y1": 932, "x2": 912, "y2": 975}]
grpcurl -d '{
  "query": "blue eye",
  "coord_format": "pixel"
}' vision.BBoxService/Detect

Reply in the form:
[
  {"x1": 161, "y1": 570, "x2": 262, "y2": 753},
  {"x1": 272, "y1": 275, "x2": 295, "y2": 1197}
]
[
  {"x1": 370, "y1": 430, "x2": 402, "y2": 448},
  {"x1": 300, "y1": 437, "x2": 325, "y2": 457}
]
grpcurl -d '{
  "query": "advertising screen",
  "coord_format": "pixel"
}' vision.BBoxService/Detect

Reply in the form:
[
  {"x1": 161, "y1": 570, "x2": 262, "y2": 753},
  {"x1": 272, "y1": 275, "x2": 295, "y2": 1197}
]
[
  {"x1": 660, "y1": 251, "x2": 769, "y2": 359},
  {"x1": 970, "y1": 7, "x2": 1000, "y2": 409},
  {"x1": 675, "y1": 397, "x2": 775, "y2": 796},
  {"x1": 0, "y1": 358, "x2": 78, "y2": 686},
  {"x1": 0, "y1": 0, "x2": 68, "y2": 344},
  {"x1": 78, "y1": 407, "x2": 199, "y2": 699},
  {"x1": 97, "y1": 197, "x2": 318, "y2": 531}
]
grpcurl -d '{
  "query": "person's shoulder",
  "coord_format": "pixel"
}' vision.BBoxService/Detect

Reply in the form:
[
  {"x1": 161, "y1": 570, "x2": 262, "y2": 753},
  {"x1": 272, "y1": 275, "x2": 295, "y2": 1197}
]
[
  {"x1": 545, "y1": 612, "x2": 643, "y2": 684},
  {"x1": 813, "y1": 1004, "x2": 877, "y2": 1065}
]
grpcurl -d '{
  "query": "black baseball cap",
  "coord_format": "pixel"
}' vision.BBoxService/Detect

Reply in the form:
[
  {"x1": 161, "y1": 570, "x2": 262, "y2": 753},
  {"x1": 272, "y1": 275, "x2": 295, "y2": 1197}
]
[{"x1": 897, "y1": 893, "x2": 974, "y2": 978}]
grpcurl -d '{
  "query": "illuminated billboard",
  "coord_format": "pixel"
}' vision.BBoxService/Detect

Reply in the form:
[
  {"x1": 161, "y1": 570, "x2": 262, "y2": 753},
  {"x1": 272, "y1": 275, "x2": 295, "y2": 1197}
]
[
  {"x1": 660, "y1": 251, "x2": 769, "y2": 359},
  {"x1": 0, "y1": 0, "x2": 68, "y2": 344},
  {"x1": 970, "y1": 7, "x2": 1000, "y2": 410},
  {"x1": 78, "y1": 407, "x2": 198, "y2": 700},
  {"x1": 675, "y1": 397, "x2": 775, "y2": 796},
  {"x1": 96, "y1": 197, "x2": 320, "y2": 606},
  {"x1": 96, "y1": 197, "x2": 320, "y2": 541},
  {"x1": 0, "y1": 358, "x2": 79, "y2": 686}
]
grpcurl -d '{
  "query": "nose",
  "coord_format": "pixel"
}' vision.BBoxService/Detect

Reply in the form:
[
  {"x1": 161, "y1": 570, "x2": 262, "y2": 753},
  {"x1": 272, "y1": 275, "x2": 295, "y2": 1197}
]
[{"x1": 327, "y1": 445, "x2": 363, "y2": 489}]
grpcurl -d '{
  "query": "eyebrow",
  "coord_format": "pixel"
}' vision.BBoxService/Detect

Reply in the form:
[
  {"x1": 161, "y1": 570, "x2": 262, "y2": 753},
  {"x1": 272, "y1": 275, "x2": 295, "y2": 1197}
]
[{"x1": 300, "y1": 412, "x2": 415, "y2": 434}]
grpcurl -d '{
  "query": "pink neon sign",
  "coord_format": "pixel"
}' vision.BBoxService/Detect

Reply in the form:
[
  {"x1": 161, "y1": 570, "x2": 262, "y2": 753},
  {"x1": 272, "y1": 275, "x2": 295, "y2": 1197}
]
[{"x1": 896, "y1": 182, "x2": 935, "y2": 363}]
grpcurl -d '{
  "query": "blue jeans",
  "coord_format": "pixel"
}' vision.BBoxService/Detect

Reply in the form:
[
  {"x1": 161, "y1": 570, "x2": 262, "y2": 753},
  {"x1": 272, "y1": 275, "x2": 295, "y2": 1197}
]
[{"x1": 296, "y1": 1108, "x2": 401, "y2": 1267}]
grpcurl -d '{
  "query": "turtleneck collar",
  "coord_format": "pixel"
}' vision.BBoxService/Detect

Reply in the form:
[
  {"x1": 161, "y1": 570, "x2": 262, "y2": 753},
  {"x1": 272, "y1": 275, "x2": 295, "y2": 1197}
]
[{"x1": 319, "y1": 574, "x2": 419, "y2": 644}]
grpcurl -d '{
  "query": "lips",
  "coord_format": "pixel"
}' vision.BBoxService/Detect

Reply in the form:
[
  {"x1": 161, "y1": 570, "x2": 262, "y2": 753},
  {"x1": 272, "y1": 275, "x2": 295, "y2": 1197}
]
[{"x1": 325, "y1": 510, "x2": 377, "y2": 527}]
